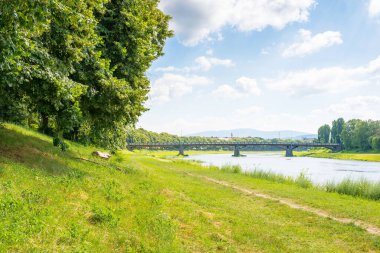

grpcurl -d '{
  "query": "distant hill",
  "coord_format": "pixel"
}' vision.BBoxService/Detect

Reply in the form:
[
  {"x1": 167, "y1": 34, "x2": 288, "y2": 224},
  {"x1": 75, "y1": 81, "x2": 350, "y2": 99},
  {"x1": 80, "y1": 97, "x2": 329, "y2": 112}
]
[{"x1": 187, "y1": 128, "x2": 317, "y2": 140}]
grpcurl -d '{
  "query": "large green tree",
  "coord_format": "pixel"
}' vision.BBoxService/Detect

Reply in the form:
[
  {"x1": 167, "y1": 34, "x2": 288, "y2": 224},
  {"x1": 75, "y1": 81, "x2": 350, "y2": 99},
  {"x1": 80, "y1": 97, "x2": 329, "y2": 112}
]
[
  {"x1": 331, "y1": 118, "x2": 345, "y2": 144},
  {"x1": 71, "y1": 0, "x2": 172, "y2": 148},
  {"x1": 371, "y1": 136, "x2": 380, "y2": 151},
  {"x1": 318, "y1": 124, "x2": 331, "y2": 143},
  {"x1": 0, "y1": 0, "x2": 172, "y2": 149}
]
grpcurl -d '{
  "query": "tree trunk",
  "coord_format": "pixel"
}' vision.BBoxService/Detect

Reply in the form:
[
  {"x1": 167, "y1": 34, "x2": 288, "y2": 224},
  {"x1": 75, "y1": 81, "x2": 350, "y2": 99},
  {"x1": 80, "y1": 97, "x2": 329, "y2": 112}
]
[{"x1": 40, "y1": 113, "x2": 49, "y2": 134}]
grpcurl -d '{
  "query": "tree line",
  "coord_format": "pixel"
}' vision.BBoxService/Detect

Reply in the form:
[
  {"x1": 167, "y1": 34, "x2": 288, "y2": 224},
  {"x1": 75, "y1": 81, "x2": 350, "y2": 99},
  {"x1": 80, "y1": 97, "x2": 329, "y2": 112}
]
[
  {"x1": 126, "y1": 128, "x2": 314, "y2": 151},
  {"x1": 0, "y1": 0, "x2": 172, "y2": 150},
  {"x1": 318, "y1": 118, "x2": 380, "y2": 151}
]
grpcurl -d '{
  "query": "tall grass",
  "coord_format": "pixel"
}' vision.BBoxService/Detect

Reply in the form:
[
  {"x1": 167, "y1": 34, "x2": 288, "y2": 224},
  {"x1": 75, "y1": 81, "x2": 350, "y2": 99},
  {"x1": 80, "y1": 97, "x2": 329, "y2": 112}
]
[
  {"x1": 217, "y1": 164, "x2": 380, "y2": 200},
  {"x1": 325, "y1": 178, "x2": 380, "y2": 200},
  {"x1": 218, "y1": 165, "x2": 313, "y2": 189},
  {"x1": 220, "y1": 164, "x2": 242, "y2": 174},
  {"x1": 244, "y1": 169, "x2": 291, "y2": 184}
]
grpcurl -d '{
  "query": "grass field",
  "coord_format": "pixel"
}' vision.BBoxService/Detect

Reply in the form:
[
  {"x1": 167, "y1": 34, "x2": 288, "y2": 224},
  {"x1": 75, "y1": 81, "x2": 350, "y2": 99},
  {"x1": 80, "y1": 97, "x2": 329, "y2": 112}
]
[
  {"x1": 1, "y1": 123, "x2": 380, "y2": 252},
  {"x1": 296, "y1": 148, "x2": 380, "y2": 162}
]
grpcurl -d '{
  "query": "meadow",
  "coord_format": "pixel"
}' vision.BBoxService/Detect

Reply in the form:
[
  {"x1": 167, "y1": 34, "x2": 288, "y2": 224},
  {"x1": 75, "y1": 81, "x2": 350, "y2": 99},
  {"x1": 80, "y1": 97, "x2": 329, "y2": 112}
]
[
  {"x1": 1, "y1": 124, "x2": 380, "y2": 252},
  {"x1": 296, "y1": 148, "x2": 380, "y2": 162}
]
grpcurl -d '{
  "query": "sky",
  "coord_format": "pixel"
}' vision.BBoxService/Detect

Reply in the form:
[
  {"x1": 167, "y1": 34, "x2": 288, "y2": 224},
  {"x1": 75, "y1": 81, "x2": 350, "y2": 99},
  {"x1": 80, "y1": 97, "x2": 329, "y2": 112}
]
[{"x1": 138, "y1": 0, "x2": 380, "y2": 135}]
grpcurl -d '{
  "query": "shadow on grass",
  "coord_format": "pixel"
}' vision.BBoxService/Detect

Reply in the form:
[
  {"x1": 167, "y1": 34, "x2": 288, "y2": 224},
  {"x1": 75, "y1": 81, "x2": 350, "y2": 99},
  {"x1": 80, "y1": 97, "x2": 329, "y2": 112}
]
[{"x1": 0, "y1": 127, "x2": 86, "y2": 178}]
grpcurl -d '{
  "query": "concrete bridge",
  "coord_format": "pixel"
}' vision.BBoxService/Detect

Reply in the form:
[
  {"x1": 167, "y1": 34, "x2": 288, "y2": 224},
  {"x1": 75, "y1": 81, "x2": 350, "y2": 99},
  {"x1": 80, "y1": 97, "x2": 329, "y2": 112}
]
[{"x1": 127, "y1": 142, "x2": 342, "y2": 157}]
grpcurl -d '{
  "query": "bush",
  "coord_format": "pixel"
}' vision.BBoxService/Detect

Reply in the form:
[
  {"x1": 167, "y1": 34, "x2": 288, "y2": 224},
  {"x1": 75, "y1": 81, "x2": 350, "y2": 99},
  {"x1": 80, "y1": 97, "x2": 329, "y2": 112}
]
[{"x1": 53, "y1": 137, "x2": 69, "y2": 151}]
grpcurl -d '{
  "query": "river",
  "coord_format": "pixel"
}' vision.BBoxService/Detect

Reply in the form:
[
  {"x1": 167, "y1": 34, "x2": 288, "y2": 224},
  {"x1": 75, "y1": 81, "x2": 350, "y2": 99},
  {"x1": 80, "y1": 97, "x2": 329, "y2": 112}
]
[{"x1": 184, "y1": 153, "x2": 380, "y2": 184}]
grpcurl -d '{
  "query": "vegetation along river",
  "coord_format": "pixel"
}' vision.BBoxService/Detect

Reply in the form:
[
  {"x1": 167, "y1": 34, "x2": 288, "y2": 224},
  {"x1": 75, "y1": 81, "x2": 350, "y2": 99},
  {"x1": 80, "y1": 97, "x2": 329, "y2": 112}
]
[{"x1": 185, "y1": 153, "x2": 380, "y2": 184}]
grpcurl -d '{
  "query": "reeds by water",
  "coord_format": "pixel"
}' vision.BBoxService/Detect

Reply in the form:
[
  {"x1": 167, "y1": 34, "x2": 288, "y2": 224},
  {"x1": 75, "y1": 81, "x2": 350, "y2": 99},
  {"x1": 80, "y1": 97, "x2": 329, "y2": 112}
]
[
  {"x1": 325, "y1": 178, "x2": 380, "y2": 200},
  {"x1": 217, "y1": 164, "x2": 380, "y2": 200}
]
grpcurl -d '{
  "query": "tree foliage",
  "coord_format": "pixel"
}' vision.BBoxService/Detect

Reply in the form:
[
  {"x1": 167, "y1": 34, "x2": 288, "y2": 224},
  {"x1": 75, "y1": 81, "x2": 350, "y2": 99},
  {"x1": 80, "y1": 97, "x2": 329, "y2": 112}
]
[
  {"x1": 319, "y1": 118, "x2": 380, "y2": 152},
  {"x1": 318, "y1": 124, "x2": 330, "y2": 143},
  {"x1": 371, "y1": 136, "x2": 380, "y2": 151},
  {"x1": 331, "y1": 118, "x2": 344, "y2": 144},
  {"x1": 0, "y1": 0, "x2": 172, "y2": 150}
]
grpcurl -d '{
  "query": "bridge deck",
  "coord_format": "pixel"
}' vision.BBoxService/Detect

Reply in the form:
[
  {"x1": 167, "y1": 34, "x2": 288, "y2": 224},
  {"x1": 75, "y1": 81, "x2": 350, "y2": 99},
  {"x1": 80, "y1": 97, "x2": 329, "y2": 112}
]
[{"x1": 127, "y1": 142, "x2": 340, "y2": 148}]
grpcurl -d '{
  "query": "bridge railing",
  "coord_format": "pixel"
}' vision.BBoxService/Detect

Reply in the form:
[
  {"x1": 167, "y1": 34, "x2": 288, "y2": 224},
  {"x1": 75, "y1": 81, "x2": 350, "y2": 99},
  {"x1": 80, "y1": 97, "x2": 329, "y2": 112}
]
[{"x1": 127, "y1": 142, "x2": 341, "y2": 147}]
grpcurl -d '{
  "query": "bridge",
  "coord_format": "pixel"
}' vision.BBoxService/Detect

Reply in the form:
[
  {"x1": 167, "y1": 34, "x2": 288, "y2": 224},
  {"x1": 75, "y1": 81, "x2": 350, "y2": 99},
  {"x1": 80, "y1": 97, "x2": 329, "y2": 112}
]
[{"x1": 127, "y1": 142, "x2": 342, "y2": 157}]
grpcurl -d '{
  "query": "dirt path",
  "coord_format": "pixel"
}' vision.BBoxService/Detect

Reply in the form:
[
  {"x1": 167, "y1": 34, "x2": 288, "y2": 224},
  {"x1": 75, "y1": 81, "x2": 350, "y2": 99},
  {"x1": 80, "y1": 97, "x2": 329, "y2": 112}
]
[{"x1": 186, "y1": 173, "x2": 380, "y2": 237}]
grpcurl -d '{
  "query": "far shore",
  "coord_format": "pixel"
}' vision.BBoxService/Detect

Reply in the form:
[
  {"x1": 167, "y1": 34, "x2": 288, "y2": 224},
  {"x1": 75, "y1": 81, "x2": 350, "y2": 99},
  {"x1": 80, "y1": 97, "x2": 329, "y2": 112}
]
[
  {"x1": 295, "y1": 151, "x2": 380, "y2": 162},
  {"x1": 131, "y1": 149, "x2": 380, "y2": 162}
]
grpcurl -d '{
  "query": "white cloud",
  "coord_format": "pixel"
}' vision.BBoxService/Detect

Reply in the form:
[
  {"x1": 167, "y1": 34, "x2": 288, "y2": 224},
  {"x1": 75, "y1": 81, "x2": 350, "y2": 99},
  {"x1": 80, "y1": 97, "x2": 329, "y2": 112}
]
[
  {"x1": 155, "y1": 55, "x2": 235, "y2": 73},
  {"x1": 213, "y1": 76, "x2": 261, "y2": 98},
  {"x1": 369, "y1": 0, "x2": 380, "y2": 17},
  {"x1": 159, "y1": 0, "x2": 315, "y2": 46},
  {"x1": 212, "y1": 84, "x2": 244, "y2": 99},
  {"x1": 325, "y1": 96, "x2": 380, "y2": 119},
  {"x1": 195, "y1": 56, "x2": 235, "y2": 71},
  {"x1": 149, "y1": 73, "x2": 212, "y2": 104},
  {"x1": 266, "y1": 55, "x2": 380, "y2": 96},
  {"x1": 236, "y1": 106, "x2": 263, "y2": 115},
  {"x1": 154, "y1": 66, "x2": 192, "y2": 73},
  {"x1": 282, "y1": 29, "x2": 343, "y2": 57},
  {"x1": 236, "y1": 77, "x2": 262, "y2": 95},
  {"x1": 140, "y1": 95, "x2": 380, "y2": 135}
]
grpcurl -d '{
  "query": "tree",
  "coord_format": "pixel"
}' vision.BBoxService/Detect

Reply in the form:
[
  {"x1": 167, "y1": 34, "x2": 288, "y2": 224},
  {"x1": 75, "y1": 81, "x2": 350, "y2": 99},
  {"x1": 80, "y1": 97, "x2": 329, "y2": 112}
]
[
  {"x1": 371, "y1": 136, "x2": 380, "y2": 151},
  {"x1": 352, "y1": 121, "x2": 372, "y2": 150},
  {"x1": 331, "y1": 118, "x2": 345, "y2": 144},
  {"x1": 70, "y1": 0, "x2": 172, "y2": 148},
  {"x1": 341, "y1": 119, "x2": 357, "y2": 150},
  {"x1": 0, "y1": 0, "x2": 49, "y2": 117},
  {"x1": 318, "y1": 124, "x2": 331, "y2": 143},
  {"x1": 1, "y1": 0, "x2": 172, "y2": 150}
]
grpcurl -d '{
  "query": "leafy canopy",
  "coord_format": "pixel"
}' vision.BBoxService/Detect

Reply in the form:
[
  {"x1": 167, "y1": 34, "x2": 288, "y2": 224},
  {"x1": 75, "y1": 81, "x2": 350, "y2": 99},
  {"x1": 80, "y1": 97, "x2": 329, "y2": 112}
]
[{"x1": 0, "y1": 0, "x2": 172, "y2": 149}]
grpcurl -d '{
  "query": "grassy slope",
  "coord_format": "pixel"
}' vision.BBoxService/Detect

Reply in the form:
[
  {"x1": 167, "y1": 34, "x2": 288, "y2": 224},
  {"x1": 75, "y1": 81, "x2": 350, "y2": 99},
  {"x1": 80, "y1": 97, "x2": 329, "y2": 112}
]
[
  {"x1": 295, "y1": 149, "x2": 380, "y2": 162},
  {"x1": 1, "y1": 124, "x2": 380, "y2": 252}
]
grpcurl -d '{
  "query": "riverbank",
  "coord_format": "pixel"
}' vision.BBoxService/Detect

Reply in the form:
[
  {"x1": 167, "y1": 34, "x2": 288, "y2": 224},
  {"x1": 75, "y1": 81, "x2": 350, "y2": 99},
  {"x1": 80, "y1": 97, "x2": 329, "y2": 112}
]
[
  {"x1": 295, "y1": 149, "x2": 380, "y2": 162},
  {"x1": 1, "y1": 124, "x2": 380, "y2": 251}
]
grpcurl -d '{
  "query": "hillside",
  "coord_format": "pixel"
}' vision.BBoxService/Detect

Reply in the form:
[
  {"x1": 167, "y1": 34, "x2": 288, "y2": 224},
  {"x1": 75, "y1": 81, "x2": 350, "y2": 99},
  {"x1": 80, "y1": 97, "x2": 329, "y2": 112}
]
[
  {"x1": 188, "y1": 128, "x2": 316, "y2": 139},
  {"x1": 1, "y1": 124, "x2": 380, "y2": 252}
]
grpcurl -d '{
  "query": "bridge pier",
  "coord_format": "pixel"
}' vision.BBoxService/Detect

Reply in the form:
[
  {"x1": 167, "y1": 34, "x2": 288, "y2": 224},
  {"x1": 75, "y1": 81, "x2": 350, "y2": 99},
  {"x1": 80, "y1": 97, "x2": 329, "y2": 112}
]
[
  {"x1": 178, "y1": 145, "x2": 186, "y2": 156},
  {"x1": 233, "y1": 145, "x2": 246, "y2": 157},
  {"x1": 285, "y1": 145, "x2": 295, "y2": 157},
  {"x1": 233, "y1": 145, "x2": 240, "y2": 157},
  {"x1": 332, "y1": 145, "x2": 342, "y2": 153}
]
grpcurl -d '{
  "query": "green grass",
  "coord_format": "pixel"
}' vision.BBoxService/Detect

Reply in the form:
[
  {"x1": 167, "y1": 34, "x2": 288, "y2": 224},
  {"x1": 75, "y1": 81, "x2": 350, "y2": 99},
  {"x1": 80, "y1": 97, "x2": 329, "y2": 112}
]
[
  {"x1": 243, "y1": 169, "x2": 313, "y2": 189},
  {"x1": 296, "y1": 148, "x2": 380, "y2": 162},
  {"x1": 1, "y1": 123, "x2": 380, "y2": 252},
  {"x1": 219, "y1": 164, "x2": 242, "y2": 173},
  {"x1": 325, "y1": 178, "x2": 380, "y2": 200},
  {"x1": 221, "y1": 165, "x2": 378, "y2": 200}
]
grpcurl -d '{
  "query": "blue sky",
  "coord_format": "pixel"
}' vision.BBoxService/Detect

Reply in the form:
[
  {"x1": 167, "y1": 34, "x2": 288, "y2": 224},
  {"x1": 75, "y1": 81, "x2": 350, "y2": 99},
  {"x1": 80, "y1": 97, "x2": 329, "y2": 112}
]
[{"x1": 139, "y1": 0, "x2": 380, "y2": 135}]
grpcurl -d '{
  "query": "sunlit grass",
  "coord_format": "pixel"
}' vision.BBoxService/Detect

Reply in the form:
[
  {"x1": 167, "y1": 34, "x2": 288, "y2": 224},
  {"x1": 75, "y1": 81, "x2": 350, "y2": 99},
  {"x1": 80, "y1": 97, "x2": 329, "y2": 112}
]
[
  {"x1": 325, "y1": 178, "x2": 380, "y2": 201},
  {"x1": 296, "y1": 148, "x2": 380, "y2": 162},
  {"x1": 1, "y1": 123, "x2": 380, "y2": 251},
  {"x1": 216, "y1": 164, "x2": 379, "y2": 199}
]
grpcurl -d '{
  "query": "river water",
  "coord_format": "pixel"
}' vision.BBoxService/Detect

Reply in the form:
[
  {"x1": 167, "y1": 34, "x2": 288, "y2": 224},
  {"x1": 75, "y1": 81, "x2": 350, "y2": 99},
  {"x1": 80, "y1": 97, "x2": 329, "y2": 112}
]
[{"x1": 184, "y1": 153, "x2": 380, "y2": 184}]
